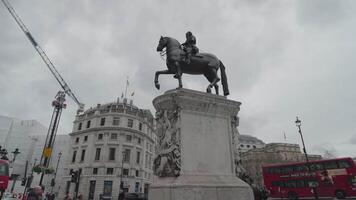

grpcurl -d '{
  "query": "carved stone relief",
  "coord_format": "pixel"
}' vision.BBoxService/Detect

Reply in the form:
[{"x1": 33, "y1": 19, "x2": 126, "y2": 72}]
[{"x1": 153, "y1": 108, "x2": 181, "y2": 177}]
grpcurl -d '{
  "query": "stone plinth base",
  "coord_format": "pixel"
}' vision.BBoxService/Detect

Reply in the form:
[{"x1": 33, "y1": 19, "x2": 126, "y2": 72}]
[
  {"x1": 149, "y1": 175, "x2": 253, "y2": 200},
  {"x1": 149, "y1": 89, "x2": 253, "y2": 200}
]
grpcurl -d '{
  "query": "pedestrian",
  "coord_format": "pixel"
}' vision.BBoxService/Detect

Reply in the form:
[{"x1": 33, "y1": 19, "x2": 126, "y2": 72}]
[
  {"x1": 64, "y1": 192, "x2": 72, "y2": 200},
  {"x1": 46, "y1": 192, "x2": 55, "y2": 200},
  {"x1": 27, "y1": 186, "x2": 43, "y2": 200},
  {"x1": 77, "y1": 193, "x2": 83, "y2": 200},
  {"x1": 118, "y1": 191, "x2": 125, "y2": 200}
]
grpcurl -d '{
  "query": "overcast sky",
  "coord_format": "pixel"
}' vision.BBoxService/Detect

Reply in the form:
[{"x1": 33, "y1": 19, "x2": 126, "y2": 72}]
[{"x1": 1, "y1": 0, "x2": 355, "y2": 157}]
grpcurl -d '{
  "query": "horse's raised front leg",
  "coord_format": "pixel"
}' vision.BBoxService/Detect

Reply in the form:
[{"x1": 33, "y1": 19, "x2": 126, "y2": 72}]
[
  {"x1": 174, "y1": 61, "x2": 183, "y2": 88},
  {"x1": 155, "y1": 69, "x2": 173, "y2": 90}
]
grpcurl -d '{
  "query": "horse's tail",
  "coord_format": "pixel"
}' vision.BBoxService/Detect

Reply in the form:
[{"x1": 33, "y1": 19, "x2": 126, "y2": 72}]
[{"x1": 219, "y1": 61, "x2": 230, "y2": 96}]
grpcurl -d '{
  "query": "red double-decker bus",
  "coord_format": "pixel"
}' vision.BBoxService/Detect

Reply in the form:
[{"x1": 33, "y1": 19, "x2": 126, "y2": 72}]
[
  {"x1": 0, "y1": 159, "x2": 10, "y2": 198},
  {"x1": 262, "y1": 157, "x2": 356, "y2": 199}
]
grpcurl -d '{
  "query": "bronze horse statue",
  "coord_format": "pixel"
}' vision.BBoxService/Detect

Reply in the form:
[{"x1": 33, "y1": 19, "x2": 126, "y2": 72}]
[{"x1": 155, "y1": 36, "x2": 229, "y2": 96}]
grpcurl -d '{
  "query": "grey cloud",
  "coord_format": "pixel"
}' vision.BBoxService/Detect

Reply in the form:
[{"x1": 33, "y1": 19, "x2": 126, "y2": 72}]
[
  {"x1": 1, "y1": 0, "x2": 356, "y2": 157},
  {"x1": 350, "y1": 135, "x2": 356, "y2": 144}
]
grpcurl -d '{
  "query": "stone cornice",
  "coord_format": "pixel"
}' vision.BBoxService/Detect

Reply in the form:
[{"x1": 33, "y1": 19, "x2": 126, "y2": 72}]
[
  {"x1": 69, "y1": 127, "x2": 155, "y2": 143},
  {"x1": 153, "y1": 88, "x2": 241, "y2": 116}
]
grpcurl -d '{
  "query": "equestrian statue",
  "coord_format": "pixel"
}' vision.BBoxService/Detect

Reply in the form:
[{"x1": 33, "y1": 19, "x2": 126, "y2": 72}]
[{"x1": 155, "y1": 31, "x2": 230, "y2": 96}]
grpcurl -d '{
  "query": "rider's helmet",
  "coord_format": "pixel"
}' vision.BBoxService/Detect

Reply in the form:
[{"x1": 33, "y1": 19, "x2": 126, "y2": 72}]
[{"x1": 186, "y1": 31, "x2": 192, "y2": 37}]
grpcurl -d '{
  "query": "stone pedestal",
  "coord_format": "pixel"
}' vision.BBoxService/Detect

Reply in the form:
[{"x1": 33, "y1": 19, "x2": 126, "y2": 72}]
[{"x1": 149, "y1": 89, "x2": 253, "y2": 200}]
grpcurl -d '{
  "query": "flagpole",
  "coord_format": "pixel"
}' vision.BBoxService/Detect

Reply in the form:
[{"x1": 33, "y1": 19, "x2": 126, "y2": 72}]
[{"x1": 125, "y1": 77, "x2": 129, "y2": 99}]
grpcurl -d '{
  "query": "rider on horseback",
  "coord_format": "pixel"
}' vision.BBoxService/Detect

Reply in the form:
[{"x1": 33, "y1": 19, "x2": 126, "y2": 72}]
[
  {"x1": 174, "y1": 31, "x2": 199, "y2": 78},
  {"x1": 182, "y1": 31, "x2": 199, "y2": 64}
]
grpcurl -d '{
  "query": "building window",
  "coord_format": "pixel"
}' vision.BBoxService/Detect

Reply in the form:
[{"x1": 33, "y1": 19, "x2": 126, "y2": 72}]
[
  {"x1": 136, "y1": 151, "x2": 141, "y2": 164},
  {"x1": 75, "y1": 137, "x2": 79, "y2": 143},
  {"x1": 100, "y1": 118, "x2": 106, "y2": 126},
  {"x1": 123, "y1": 149, "x2": 131, "y2": 163},
  {"x1": 98, "y1": 134, "x2": 103, "y2": 140},
  {"x1": 93, "y1": 168, "x2": 98, "y2": 175},
  {"x1": 72, "y1": 151, "x2": 77, "y2": 163},
  {"x1": 78, "y1": 123, "x2": 82, "y2": 131},
  {"x1": 135, "y1": 182, "x2": 140, "y2": 193},
  {"x1": 127, "y1": 119, "x2": 134, "y2": 128},
  {"x1": 111, "y1": 133, "x2": 117, "y2": 140},
  {"x1": 135, "y1": 170, "x2": 139, "y2": 177},
  {"x1": 86, "y1": 120, "x2": 91, "y2": 128},
  {"x1": 126, "y1": 135, "x2": 132, "y2": 142},
  {"x1": 65, "y1": 181, "x2": 71, "y2": 194},
  {"x1": 113, "y1": 117, "x2": 120, "y2": 126},
  {"x1": 145, "y1": 154, "x2": 148, "y2": 168},
  {"x1": 103, "y1": 181, "x2": 113, "y2": 197},
  {"x1": 149, "y1": 155, "x2": 152, "y2": 170},
  {"x1": 109, "y1": 148, "x2": 116, "y2": 161},
  {"x1": 89, "y1": 181, "x2": 96, "y2": 200},
  {"x1": 84, "y1": 135, "x2": 88, "y2": 142},
  {"x1": 106, "y1": 168, "x2": 114, "y2": 175},
  {"x1": 123, "y1": 169, "x2": 129, "y2": 176},
  {"x1": 95, "y1": 148, "x2": 101, "y2": 161},
  {"x1": 137, "y1": 138, "x2": 141, "y2": 144},
  {"x1": 81, "y1": 149, "x2": 86, "y2": 162},
  {"x1": 139, "y1": 122, "x2": 143, "y2": 131}
]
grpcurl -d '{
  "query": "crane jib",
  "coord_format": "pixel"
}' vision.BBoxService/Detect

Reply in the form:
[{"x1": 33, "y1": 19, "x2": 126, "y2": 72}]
[
  {"x1": 25, "y1": 32, "x2": 38, "y2": 47},
  {"x1": 1, "y1": 0, "x2": 85, "y2": 111}
]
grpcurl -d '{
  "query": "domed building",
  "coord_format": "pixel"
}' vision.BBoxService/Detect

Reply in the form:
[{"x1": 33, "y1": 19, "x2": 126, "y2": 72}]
[
  {"x1": 237, "y1": 134, "x2": 265, "y2": 153},
  {"x1": 59, "y1": 98, "x2": 156, "y2": 200}
]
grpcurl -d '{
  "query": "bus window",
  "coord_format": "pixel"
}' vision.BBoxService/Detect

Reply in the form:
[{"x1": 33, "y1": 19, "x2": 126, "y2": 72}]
[
  {"x1": 294, "y1": 164, "x2": 308, "y2": 172},
  {"x1": 310, "y1": 163, "x2": 323, "y2": 171},
  {"x1": 349, "y1": 176, "x2": 356, "y2": 186},
  {"x1": 296, "y1": 180, "x2": 305, "y2": 188},
  {"x1": 281, "y1": 166, "x2": 293, "y2": 174},
  {"x1": 324, "y1": 161, "x2": 338, "y2": 170},
  {"x1": 266, "y1": 168, "x2": 274, "y2": 174},
  {"x1": 272, "y1": 181, "x2": 284, "y2": 187},
  {"x1": 306, "y1": 179, "x2": 318, "y2": 188},
  {"x1": 285, "y1": 180, "x2": 297, "y2": 188},
  {"x1": 0, "y1": 164, "x2": 9, "y2": 176},
  {"x1": 338, "y1": 160, "x2": 351, "y2": 168},
  {"x1": 270, "y1": 167, "x2": 280, "y2": 174}
]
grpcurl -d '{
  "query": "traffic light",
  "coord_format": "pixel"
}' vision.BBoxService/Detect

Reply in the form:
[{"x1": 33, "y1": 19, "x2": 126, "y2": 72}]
[
  {"x1": 70, "y1": 170, "x2": 78, "y2": 183},
  {"x1": 51, "y1": 178, "x2": 55, "y2": 186},
  {"x1": 26, "y1": 176, "x2": 33, "y2": 188},
  {"x1": 21, "y1": 177, "x2": 27, "y2": 186}
]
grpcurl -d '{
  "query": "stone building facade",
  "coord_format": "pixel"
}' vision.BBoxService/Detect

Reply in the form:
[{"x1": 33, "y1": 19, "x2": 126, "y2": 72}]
[
  {"x1": 58, "y1": 99, "x2": 156, "y2": 200},
  {"x1": 240, "y1": 143, "x2": 322, "y2": 187}
]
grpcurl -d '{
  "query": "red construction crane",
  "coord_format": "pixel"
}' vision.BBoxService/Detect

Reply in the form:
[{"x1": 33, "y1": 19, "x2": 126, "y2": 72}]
[{"x1": 1, "y1": 0, "x2": 85, "y2": 186}]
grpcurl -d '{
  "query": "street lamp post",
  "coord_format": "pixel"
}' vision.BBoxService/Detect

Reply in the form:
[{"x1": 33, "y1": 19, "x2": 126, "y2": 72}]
[
  {"x1": 295, "y1": 117, "x2": 318, "y2": 199},
  {"x1": 10, "y1": 148, "x2": 21, "y2": 193},
  {"x1": 11, "y1": 148, "x2": 20, "y2": 163},
  {"x1": 21, "y1": 158, "x2": 37, "y2": 199},
  {"x1": 119, "y1": 151, "x2": 126, "y2": 200},
  {"x1": 295, "y1": 118, "x2": 309, "y2": 163}
]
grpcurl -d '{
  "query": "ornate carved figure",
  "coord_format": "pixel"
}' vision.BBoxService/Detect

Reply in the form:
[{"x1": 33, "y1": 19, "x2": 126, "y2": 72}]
[
  {"x1": 153, "y1": 109, "x2": 181, "y2": 177},
  {"x1": 155, "y1": 35, "x2": 230, "y2": 96}
]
